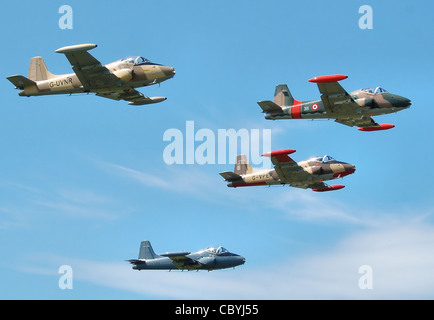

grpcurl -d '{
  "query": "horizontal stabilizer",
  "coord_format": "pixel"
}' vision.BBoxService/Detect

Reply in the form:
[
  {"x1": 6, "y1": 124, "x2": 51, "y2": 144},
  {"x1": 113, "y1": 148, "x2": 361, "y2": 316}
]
[
  {"x1": 7, "y1": 75, "x2": 36, "y2": 89},
  {"x1": 219, "y1": 171, "x2": 242, "y2": 181},
  {"x1": 257, "y1": 100, "x2": 282, "y2": 113},
  {"x1": 126, "y1": 259, "x2": 143, "y2": 265}
]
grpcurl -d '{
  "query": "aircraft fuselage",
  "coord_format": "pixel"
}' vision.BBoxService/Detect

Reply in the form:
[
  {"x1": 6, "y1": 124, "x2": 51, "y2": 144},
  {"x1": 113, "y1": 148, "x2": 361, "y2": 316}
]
[
  {"x1": 264, "y1": 89, "x2": 411, "y2": 121},
  {"x1": 132, "y1": 250, "x2": 245, "y2": 271},
  {"x1": 18, "y1": 60, "x2": 175, "y2": 97},
  {"x1": 227, "y1": 157, "x2": 356, "y2": 188}
]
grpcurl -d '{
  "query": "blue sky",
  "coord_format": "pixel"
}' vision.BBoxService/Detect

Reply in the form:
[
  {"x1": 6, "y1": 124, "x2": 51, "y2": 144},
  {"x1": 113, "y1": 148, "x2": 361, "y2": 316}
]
[{"x1": 0, "y1": 0, "x2": 433, "y2": 299}]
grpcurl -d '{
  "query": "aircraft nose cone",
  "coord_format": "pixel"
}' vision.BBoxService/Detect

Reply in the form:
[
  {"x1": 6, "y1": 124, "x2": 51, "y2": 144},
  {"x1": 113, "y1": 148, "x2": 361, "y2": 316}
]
[
  {"x1": 347, "y1": 164, "x2": 356, "y2": 173},
  {"x1": 162, "y1": 66, "x2": 176, "y2": 77},
  {"x1": 403, "y1": 98, "x2": 411, "y2": 108},
  {"x1": 338, "y1": 163, "x2": 356, "y2": 178},
  {"x1": 393, "y1": 95, "x2": 412, "y2": 108}
]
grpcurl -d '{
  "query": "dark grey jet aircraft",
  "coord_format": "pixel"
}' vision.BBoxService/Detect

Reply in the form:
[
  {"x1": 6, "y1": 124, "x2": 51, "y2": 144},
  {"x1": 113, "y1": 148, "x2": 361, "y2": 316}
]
[{"x1": 127, "y1": 241, "x2": 246, "y2": 271}]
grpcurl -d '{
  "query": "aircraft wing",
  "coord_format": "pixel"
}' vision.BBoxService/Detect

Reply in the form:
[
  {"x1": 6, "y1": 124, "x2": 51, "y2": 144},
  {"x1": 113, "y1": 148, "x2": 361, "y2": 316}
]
[
  {"x1": 96, "y1": 89, "x2": 166, "y2": 105},
  {"x1": 335, "y1": 116, "x2": 379, "y2": 128},
  {"x1": 309, "y1": 75, "x2": 360, "y2": 116},
  {"x1": 161, "y1": 251, "x2": 203, "y2": 269},
  {"x1": 55, "y1": 43, "x2": 121, "y2": 90},
  {"x1": 161, "y1": 251, "x2": 195, "y2": 264},
  {"x1": 309, "y1": 75, "x2": 395, "y2": 131},
  {"x1": 335, "y1": 116, "x2": 395, "y2": 131},
  {"x1": 262, "y1": 149, "x2": 312, "y2": 184}
]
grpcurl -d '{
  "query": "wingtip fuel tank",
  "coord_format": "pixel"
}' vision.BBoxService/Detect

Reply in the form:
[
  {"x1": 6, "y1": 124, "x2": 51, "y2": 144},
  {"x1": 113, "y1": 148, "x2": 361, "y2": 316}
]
[
  {"x1": 358, "y1": 124, "x2": 395, "y2": 131},
  {"x1": 261, "y1": 149, "x2": 296, "y2": 157},
  {"x1": 308, "y1": 74, "x2": 348, "y2": 83},
  {"x1": 312, "y1": 184, "x2": 345, "y2": 192}
]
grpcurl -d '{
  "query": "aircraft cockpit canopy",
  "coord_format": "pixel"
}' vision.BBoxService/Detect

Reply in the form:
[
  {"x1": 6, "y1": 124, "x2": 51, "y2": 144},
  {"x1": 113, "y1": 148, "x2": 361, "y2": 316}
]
[
  {"x1": 361, "y1": 87, "x2": 388, "y2": 94},
  {"x1": 321, "y1": 155, "x2": 336, "y2": 163},
  {"x1": 307, "y1": 155, "x2": 336, "y2": 163},
  {"x1": 216, "y1": 247, "x2": 228, "y2": 255},
  {"x1": 121, "y1": 56, "x2": 153, "y2": 66},
  {"x1": 204, "y1": 246, "x2": 236, "y2": 256}
]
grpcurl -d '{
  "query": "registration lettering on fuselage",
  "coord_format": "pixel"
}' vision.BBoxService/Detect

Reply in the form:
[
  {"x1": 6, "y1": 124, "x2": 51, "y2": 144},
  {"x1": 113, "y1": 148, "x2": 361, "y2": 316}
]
[
  {"x1": 251, "y1": 173, "x2": 271, "y2": 181},
  {"x1": 49, "y1": 77, "x2": 73, "y2": 88}
]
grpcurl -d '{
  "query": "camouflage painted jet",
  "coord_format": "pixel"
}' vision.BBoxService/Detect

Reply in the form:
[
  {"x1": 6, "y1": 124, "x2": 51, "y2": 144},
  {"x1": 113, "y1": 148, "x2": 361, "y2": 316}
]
[
  {"x1": 220, "y1": 149, "x2": 355, "y2": 191},
  {"x1": 7, "y1": 43, "x2": 175, "y2": 105},
  {"x1": 258, "y1": 74, "x2": 411, "y2": 131},
  {"x1": 127, "y1": 241, "x2": 246, "y2": 271}
]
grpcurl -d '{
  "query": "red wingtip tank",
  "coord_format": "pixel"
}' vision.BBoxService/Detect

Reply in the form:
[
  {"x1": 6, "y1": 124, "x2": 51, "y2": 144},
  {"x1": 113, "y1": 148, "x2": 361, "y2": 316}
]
[
  {"x1": 261, "y1": 149, "x2": 296, "y2": 157},
  {"x1": 312, "y1": 184, "x2": 345, "y2": 192},
  {"x1": 262, "y1": 149, "x2": 297, "y2": 163},
  {"x1": 308, "y1": 74, "x2": 348, "y2": 83},
  {"x1": 358, "y1": 124, "x2": 395, "y2": 132}
]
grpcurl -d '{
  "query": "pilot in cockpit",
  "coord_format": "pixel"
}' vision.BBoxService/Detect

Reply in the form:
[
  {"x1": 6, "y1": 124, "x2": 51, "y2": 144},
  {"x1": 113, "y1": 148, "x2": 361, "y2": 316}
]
[
  {"x1": 216, "y1": 247, "x2": 228, "y2": 255},
  {"x1": 361, "y1": 87, "x2": 388, "y2": 94},
  {"x1": 121, "y1": 56, "x2": 152, "y2": 65},
  {"x1": 322, "y1": 155, "x2": 335, "y2": 163}
]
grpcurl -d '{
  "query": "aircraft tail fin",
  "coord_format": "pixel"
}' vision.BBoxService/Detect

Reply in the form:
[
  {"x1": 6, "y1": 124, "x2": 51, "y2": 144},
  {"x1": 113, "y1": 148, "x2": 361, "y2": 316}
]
[
  {"x1": 234, "y1": 155, "x2": 256, "y2": 175},
  {"x1": 274, "y1": 84, "x2": 295, "y2": 106},
  {"x1": 28, "y1": 56, "x2": 57, "y2": 81},
  {"x1": 138, "y1": 240, "x2": 160, "y2": 260}
]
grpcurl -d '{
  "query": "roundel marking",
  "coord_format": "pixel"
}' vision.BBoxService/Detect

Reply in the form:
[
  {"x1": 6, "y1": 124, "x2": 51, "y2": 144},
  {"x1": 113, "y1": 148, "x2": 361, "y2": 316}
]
[{"x1": 312, "y1": 103, "x2": 319, "y2": 111}]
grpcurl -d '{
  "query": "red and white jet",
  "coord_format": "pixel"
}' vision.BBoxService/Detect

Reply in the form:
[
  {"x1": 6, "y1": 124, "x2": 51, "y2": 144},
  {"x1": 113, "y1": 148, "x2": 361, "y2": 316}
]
[{"x1": 220, "y1": 149, "x2": 356, "y2": 192}]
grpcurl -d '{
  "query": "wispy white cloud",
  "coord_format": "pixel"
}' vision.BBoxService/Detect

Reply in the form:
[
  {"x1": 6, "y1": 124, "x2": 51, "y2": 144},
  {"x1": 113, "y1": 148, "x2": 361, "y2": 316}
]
[
  {"x1": 96, "y1": 159, "x2": 430, "y2": 227},
  {"x1": 0, "y1": 181, "x2": 43, "y2": 195},
  {"x1": 256, "y1": 187, "x2": 434, "y2": 227},
  {"x1": 35, "y1": 200, "x2": 119, "y2": 221},
  {"x1": 99, "y1": 160, "x2": 227, "y2": 201},
  {"x1": 0, "y1": 179, "x2": 123, "y2": 223},
  {"x1": 263, "y1": 189, "x2": 365, "y2": 224},
  {"x1": 104, "y1": 163, "x2": 172, "y2": 190},
  {"x1": 0, "y1": 207, "x2": 26, "y2": 229},
  {"x1": 20, "y1": 221, "x2": 434, "y2": 299}
]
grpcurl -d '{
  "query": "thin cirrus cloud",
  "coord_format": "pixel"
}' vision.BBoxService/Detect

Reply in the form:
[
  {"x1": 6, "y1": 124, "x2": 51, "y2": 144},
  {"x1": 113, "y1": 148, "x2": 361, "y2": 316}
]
[
  {"x1": 22, "y1": 221, "x2": 434, "y2": 299},
  {"x1": 96, "y1": 160, "x2": 431, "y2": 226}
]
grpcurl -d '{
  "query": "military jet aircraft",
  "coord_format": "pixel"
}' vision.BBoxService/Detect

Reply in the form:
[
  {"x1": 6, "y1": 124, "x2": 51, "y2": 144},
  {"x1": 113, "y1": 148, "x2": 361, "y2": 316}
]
[
  {"x1": 7, "y1": 43, "x2": 175, "y2": 105},
  {"x1": 127, "y1": 240, "x2": 246, "y2": 271},
  {"x1": 220, "y1": 149, "x2": 355, "y2": 191},
  {"x1": 258, "y1": 74, "x2": 411, "y2": 131}
]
